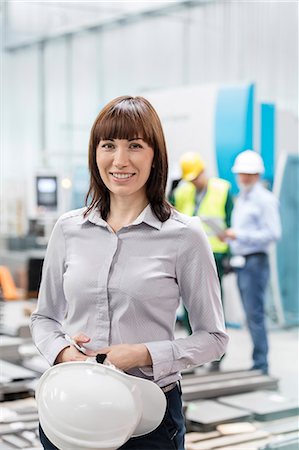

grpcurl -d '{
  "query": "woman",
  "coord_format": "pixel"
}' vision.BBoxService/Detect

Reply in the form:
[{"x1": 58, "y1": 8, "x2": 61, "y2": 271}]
[{"x1": 31, "y1": 95, "x2": 228, "y2": 450}]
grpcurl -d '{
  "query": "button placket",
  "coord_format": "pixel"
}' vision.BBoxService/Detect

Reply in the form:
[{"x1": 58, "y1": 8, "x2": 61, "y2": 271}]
[{"x1": 96, "y1": 231, "x2": 119, "y2": 344}]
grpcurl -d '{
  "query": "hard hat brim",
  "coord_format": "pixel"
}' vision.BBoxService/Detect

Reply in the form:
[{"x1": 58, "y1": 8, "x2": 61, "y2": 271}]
[
  {"x1": 232, "y1": 166, "x2": 263, "y2": 174},
  {"x1": 97, "y1": 364, "x2": 167, "y2": 436},
  {"x1": 95, "y1": 364, "x2": 167, "y2": 437},
  {"x1": 182, "y1": 170, "x2": 202, "y2": 181},
  {"x1": 129, "y1": 374, "x2": 167, "y2": 437}
]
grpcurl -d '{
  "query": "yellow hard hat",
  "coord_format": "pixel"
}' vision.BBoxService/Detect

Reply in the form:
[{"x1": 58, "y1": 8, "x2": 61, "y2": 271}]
[{"x1": 180, "y1": 152, "x2": 205, "y2": 181}]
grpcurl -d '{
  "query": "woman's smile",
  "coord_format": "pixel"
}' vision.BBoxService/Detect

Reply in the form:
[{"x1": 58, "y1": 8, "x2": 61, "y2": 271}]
[{"x1": 110, "y1": 171, "x2": 136, "y2": 181}]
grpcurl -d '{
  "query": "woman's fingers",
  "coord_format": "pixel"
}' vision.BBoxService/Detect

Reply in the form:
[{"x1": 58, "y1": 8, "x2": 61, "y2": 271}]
[{"x1": 72, "y1": 333, "x2": 91, "y2": 344}]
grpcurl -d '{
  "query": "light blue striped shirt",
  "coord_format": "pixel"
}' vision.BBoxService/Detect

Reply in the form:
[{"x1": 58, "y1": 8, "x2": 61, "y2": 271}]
[
  {"x1": 30, "y1": 205, "x2": 228, "y2": 388},
  {"x1": 230, "y1": 182, "x2": 281, "y2": 256}
]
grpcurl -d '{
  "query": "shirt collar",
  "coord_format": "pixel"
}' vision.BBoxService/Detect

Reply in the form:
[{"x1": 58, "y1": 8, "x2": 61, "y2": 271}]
[
  {"x1": 75, "y1": 207, "x2": 105, "y2": 227},
  {"x1": 132, "y1": 204, "x2": 162, "y2": 230},
  {"x1": 82, "y1": 203, "x2": 162, "y2": 230}
]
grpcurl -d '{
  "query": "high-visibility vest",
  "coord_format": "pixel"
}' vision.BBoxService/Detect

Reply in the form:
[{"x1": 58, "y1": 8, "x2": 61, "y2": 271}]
[{"x1": 174, "y1": 178, "x2": 230, "y2": 253}]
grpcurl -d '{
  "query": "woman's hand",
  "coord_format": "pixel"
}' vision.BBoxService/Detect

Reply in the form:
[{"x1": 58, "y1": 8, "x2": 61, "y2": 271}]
[
  {"x1": 54, "y1": 333, "x2": 91, "y2": 364},
  {"x1": 222, "y1": 228, "x2": 237, "y2": 240},
  {"x1": 89, "y1": 343, "x2": 152, "y2": 371},
  {"x1": 54, "y1": 346, "x2": 88, "y2": 364}
]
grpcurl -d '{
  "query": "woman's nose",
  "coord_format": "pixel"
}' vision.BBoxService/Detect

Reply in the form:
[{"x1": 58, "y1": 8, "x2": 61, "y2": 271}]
[{"x1": 114, "y1": 148, "x2": 129, "y2": 168}]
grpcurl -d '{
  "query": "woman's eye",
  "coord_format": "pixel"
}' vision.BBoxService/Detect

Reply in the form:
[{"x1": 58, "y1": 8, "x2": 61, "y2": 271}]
[
  {"x1": 129, "y1": 143, "x2": 142, "y2": 150},
  {"x1": 101, "y1": 143, "x2": 114, "y2": 150}
]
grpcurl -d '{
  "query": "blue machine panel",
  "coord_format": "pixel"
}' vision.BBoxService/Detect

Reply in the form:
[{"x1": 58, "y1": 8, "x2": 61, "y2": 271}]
[
  {"x1": 261, "y1": 103, "x2": 275, "y2": 189},
  {"x1": 215, "y1": 83, "x2": 254, "y2": 193},
  {"x1": 276, "y1": 155, "x2": 299, "y2": 325}
]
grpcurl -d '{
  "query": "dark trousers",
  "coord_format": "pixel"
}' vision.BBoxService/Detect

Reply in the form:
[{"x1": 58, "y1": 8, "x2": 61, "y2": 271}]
[
  {"x1": 236, "y1": 253, "x2": 270, "y2": 374},
  {"x1": 39, "y1": 384, "x2": 185, "y2": 450}
]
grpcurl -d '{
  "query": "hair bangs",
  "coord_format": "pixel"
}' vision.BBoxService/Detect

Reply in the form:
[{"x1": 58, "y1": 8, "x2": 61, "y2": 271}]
[{"x1": 94, "y1": 103, "x2": 154, "y2": 147}]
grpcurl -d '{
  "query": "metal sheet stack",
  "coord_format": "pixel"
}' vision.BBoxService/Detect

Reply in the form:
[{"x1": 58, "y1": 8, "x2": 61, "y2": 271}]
[
  {"x1": 0, "y1": 397, "x2": 41, "y2": 449},
  {"x1": 182, "y1": 369, "x2": 299, "y2": 450}
]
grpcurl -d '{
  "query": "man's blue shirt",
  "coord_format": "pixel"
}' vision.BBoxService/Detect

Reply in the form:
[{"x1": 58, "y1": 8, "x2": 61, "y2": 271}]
[{"x1": 230, "y1": 182, "x2": 281, "y2": 256}]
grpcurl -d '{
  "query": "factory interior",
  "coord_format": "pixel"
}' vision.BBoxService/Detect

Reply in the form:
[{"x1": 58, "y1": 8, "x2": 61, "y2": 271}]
[{"x1": 1, "y1": 1, "x2": 298, "y2": 449}]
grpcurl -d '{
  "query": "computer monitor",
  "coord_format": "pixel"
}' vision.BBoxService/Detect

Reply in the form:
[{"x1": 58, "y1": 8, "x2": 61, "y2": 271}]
[{"x1": 36, "y1": 176, "x2": 58, "y2": 209}]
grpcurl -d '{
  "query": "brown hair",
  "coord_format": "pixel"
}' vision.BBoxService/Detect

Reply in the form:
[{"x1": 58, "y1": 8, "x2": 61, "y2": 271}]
[{"x1": 85, "y1": 95, "x2": 171, "y2": 222}]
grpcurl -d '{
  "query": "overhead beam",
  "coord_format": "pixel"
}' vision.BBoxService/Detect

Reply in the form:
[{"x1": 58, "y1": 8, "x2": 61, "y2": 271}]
[{"x1": 4, "y1": 0, "x2": 217, "y2": 51}]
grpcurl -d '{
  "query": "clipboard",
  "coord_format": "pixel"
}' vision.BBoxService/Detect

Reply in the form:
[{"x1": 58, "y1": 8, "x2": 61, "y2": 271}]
[{"x1": 199, "y1": 216, "x2": 225, "y2": 235}]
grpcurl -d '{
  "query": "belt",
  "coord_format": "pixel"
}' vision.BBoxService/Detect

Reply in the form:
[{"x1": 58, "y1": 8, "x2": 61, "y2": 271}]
[
  {"x1": 244, "y1": 252, "x2": 267, "y2": 258},
  {"x1": 161, "y1": 382, "x2": 177, "y2": 393}
]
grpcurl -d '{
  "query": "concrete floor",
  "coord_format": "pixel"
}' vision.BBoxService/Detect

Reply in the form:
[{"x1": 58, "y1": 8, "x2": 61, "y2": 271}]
[
  {"x1": 176, "y1": 323, "x2": 298, "y2": 407},
  {"x1": 207, "y1": 271, "x2": 299, "y2": 402},
  {"x1": 176, "y1": 321, "x2": 298, "y2": 402},
  {"x1": 221, "y1": 326, "x2": 299, "y2": 402}
]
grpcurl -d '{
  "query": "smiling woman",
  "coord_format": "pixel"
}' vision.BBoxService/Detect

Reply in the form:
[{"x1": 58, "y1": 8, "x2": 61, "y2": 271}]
[
  {"x1": 30, "y1": 95, "x2": 228, "y2": 450},
  {"x1": 86, "y1": 96, "x2": 170, "y2": 224}
]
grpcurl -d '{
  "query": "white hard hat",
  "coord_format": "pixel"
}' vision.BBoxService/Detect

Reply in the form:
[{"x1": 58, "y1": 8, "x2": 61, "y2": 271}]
[
  {"x1": 232, "y1": 150, "x2": 265, "y2": 174},
  {"x1": 36, "y1": 361, "x2": 167, "y2": 450}
]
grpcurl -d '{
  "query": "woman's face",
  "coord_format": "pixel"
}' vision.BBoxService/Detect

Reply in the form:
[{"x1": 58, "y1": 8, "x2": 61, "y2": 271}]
[{"x1": 96, "y1": 137, "x2": 154, "y2": 201}]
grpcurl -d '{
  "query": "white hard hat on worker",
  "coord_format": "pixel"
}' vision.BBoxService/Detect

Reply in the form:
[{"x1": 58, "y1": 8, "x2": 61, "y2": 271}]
[
  {"x1": 232, "y1": 150, "x2": 265, "y2": 174},
  {"x1": 36, "y1": 360, "x2": 166, "y2": 450}
]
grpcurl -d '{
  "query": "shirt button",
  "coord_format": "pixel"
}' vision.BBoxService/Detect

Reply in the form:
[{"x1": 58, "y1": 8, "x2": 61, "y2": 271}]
[{"x1": 187, "y1": 364, "x2": 191, "y2": 369}]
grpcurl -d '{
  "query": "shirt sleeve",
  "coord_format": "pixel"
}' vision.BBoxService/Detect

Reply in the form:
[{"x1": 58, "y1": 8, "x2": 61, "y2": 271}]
[
  {"x1": 30, "y1": 218, "x2": 70, "y2": 365},
  {"x1": 144, "y1": 217, "x2": 229, "y2": 382},
  {"x1": 235, "y1": 195, "x2": 281, "y2": 246}
]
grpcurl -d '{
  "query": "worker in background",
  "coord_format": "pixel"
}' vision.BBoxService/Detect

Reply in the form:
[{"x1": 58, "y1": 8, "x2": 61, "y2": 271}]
[
  {"x1": 171, "y1": 152, "x2": 233, "y2": 371},
  {"x1": 222, "y1": 150, "x2": 281, "y2": 375},
  {"x1": 31, "y1": 96, "x2": 228, "y2": 450}
]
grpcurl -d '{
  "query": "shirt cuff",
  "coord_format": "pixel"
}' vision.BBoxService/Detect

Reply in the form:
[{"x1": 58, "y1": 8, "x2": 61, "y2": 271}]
[
  {"x1": 144, "y1": 341, "x2": 174, "y2": 382},
  {"x1": 43, "y1": 337, "x2": 71, "y2": 366},
  {"x1": 234, "y1": 228, "x2": 248, "y2": 242}
]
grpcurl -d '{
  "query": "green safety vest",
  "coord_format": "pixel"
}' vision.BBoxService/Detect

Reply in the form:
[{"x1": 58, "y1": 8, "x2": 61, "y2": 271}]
[{"x1": 174, "y1": 177, "x2": 230, "y2": 253}]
